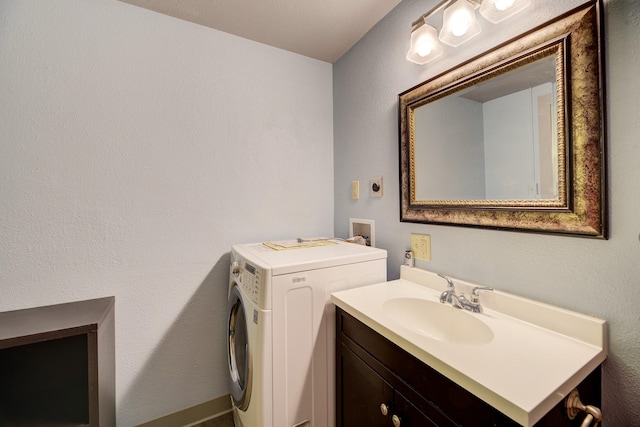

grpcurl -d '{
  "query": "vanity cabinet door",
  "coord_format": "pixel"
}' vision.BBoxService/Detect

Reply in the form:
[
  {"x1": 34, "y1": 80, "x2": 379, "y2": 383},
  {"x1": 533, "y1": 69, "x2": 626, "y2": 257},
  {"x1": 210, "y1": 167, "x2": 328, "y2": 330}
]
[
  {"x1": 338, "y1": 342, "x2": 393, "y2": 427},
  {"x1": 394, "y1": 391, "x2": 439, "y2": 427},
  {"x1": 338, "y1": 342, "x2": 438, "y2": 427}
]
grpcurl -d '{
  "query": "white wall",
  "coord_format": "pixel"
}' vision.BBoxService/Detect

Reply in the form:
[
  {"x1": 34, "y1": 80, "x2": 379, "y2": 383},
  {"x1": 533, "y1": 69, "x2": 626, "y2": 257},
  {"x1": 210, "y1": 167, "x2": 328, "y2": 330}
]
[
  {"x1": 334, "y1": 0, "x2": 640, "y2": 424},
  {"x1": 0, "y1": 1, "x2": 333, "y2": 425}
]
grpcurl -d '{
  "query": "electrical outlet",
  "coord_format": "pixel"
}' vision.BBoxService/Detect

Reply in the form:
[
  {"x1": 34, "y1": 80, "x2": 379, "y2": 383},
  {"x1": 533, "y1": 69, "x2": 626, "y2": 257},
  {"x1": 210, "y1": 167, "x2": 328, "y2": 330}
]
[
  {"x1": 351, "y1": 181, "x2": 359, "y2": 200},
  {"x1": 370, "y1": 176, "x2": 383, "y2": 198},
  {"x1": 410, "y1": 233, "x2": 431, "y2": 261}
]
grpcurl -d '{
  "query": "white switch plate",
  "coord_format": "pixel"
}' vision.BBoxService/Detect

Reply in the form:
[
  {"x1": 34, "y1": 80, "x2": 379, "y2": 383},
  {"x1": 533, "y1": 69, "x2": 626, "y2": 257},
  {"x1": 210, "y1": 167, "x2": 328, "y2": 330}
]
[{"x1": 351, "y1": 181, "x2": 359, "y2": 200}]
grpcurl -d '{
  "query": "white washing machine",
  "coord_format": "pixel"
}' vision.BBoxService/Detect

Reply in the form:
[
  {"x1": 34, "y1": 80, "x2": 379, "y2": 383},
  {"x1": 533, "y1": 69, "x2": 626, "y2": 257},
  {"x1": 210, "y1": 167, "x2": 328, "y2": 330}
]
[{"x1": 226, "y1": 239, "x2": 387, "y2": 427}]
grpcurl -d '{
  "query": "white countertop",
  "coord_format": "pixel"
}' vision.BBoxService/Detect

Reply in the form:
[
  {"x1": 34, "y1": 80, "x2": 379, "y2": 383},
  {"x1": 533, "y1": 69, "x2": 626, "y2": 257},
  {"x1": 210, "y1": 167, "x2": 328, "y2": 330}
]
[{"x1": 330, "y1": 266, "x2": 607, "y2": 427}]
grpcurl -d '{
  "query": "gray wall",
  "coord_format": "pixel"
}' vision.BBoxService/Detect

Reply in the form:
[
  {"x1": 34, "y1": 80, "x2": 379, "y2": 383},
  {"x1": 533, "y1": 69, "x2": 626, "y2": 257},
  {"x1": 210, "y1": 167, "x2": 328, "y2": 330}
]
[
  {"x1": 0, "y1": 1, "x2": 333, "y2": 425},
  {"x1": 414, "y1": 95, "x2": 485, "y2": 200},
  {"x1": 334, "y1": 0, "x2": 640, "y2": 424}
]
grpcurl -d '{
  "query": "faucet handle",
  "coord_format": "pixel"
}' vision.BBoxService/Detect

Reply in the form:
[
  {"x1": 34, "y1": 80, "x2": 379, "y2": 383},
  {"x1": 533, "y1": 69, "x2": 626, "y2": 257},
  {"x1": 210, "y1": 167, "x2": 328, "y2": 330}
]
[
  {"x1": 437, "y1": 273, "x2": 455, "y2": 289},
  {"x1": 470, "y1": 286, "x2": 493, "y2": 303}
]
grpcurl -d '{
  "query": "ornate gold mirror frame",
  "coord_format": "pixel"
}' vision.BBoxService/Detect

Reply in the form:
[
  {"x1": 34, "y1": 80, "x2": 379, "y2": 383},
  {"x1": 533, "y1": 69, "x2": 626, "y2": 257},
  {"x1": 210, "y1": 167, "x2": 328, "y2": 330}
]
[{"x1": 399, "y1": 0, "x2": 606, "y2": 238}]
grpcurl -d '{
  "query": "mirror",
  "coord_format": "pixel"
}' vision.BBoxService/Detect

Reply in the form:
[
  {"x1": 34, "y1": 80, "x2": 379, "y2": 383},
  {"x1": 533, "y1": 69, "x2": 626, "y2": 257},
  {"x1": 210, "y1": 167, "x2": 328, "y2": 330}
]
[
  {"x1": 413, "y1": 53, "x2": 561, "y2": 202},
  {"x1": 399, "y1": 0, "x2": 606, "y2": 238}
]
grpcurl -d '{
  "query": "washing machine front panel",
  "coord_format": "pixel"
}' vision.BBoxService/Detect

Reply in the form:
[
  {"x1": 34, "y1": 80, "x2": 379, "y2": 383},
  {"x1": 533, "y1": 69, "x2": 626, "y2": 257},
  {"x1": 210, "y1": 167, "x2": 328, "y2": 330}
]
[{"x1": 228, "y1": 250, "x2": 273, "y2": 427}]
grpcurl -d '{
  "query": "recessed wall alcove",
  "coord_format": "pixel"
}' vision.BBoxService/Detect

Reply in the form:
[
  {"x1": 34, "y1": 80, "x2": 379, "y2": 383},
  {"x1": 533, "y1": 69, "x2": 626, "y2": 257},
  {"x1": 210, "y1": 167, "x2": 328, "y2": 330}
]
[{"x1": 0, "y1": 297, "x2": 115, "y2": 427}]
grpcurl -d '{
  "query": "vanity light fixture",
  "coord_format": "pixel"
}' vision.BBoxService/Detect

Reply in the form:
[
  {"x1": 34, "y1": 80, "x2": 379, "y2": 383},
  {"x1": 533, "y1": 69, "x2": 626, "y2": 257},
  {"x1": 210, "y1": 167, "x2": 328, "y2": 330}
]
[
  {"x1": 438, "y1": 0, "x2": 482, "y2": 47},
  {"x1": 407, "y1": 0, "x2": 530, "y2": 65},
  {"x1": 479, "y1": 0, "x2": 531, "y2": 23},
  {"x1": 406, "y1": 18, "x2": 444, "y2": 64}
]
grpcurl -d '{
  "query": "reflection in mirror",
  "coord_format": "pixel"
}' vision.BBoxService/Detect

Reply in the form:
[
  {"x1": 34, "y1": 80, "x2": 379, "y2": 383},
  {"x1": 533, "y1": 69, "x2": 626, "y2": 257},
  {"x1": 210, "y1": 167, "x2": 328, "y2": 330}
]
[
  {"x1": 399, "y1": 0, "x2": 606, "y2": 238},
  {"x1": 413, "y1": 56, "x2": 559, "y2": 201}
]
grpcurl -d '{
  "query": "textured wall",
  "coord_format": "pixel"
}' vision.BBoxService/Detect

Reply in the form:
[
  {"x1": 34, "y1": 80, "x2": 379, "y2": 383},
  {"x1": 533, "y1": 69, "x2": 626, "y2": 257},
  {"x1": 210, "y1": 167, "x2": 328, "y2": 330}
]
[
  {"x1": 0, "y1": 1, "x2": 333, "y2": 425},
  {"x1": 334, "y1": 0, "x2": 640, "y2": 424}
]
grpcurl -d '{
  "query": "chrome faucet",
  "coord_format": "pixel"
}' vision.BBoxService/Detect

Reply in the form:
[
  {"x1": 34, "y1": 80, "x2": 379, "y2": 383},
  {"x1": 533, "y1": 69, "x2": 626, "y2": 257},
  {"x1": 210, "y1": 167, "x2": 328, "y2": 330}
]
[
  {"x1": 437, "y1": 274, "x2": 493, "y2": 313},
  {"x1": 438, "y1": 273, "x2": 462, "y2": 308}
]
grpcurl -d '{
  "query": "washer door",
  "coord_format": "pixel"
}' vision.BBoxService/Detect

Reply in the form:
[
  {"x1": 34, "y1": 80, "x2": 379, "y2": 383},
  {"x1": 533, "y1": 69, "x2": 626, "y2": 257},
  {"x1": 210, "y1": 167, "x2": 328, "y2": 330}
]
[{"x1": 227, "y1": 284, "x2": 252, "y2": 410}]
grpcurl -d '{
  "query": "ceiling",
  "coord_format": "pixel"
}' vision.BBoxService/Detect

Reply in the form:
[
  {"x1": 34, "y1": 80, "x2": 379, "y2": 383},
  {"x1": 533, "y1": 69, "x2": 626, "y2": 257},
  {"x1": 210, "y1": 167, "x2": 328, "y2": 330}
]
[{"x1": 118, "y1": 0, "x2": 402, "y2": 63}]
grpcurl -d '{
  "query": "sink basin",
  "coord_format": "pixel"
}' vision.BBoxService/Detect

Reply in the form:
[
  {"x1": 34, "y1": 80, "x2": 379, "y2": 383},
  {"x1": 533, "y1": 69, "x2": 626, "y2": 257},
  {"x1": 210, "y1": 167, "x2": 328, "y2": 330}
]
[{"x1": 383, "y1": 298, "x2": 494, "y2": 345}]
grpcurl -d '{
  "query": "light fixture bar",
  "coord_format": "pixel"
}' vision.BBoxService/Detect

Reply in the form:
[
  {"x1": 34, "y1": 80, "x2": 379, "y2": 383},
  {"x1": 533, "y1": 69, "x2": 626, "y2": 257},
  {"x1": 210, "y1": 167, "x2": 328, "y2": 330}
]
[
  {"x1": 406, "y1": 0, "x2": 527, "y2": 65},
  {"x1": 411, "y1": 0, "x2": 454, "y2": 28}
]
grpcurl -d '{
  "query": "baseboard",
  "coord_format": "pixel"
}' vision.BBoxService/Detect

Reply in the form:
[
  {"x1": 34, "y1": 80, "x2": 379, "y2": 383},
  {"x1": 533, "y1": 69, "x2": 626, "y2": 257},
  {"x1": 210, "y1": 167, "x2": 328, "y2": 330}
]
[{"x1": 135, "y1": 395, "x2": 232, "y2": 427}]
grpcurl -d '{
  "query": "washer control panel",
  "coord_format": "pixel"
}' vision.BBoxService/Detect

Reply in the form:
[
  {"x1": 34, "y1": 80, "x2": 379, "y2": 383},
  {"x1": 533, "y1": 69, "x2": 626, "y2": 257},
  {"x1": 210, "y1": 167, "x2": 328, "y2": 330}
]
[{"x1": 233, "y1": 258, "x2": 264, "y2": 306}]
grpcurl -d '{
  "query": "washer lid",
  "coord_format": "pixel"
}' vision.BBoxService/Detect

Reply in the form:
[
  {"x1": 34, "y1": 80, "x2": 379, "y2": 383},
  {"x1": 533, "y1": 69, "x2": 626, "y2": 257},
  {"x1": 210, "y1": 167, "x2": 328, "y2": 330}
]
[{"x1": 232, "y1": 239, "x2": 387, "y2": 276}]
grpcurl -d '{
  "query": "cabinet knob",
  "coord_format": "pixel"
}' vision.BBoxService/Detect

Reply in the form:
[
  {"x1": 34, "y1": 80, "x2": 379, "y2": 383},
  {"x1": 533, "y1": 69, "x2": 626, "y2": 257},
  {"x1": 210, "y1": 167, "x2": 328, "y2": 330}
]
[
  {"x1": 380, "y1": 403, "x2": 389, "y2": 416},
  {"x1": 392, "y1": 414, "x2": 401, "y2": 427}
]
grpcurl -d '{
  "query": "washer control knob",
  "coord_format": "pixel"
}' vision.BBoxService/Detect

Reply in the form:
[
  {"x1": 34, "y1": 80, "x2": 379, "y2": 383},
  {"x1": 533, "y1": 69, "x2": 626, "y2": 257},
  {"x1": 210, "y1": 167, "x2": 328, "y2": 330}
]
[{"x1": 231, "y1": 261, "x2": 240, "y2": 277}]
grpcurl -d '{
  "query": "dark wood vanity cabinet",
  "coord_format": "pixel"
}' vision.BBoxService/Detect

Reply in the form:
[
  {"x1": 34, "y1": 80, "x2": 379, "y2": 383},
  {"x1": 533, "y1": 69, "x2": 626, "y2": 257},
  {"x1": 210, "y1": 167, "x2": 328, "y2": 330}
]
[
  {"x1": 336, "y1": 308, "x2": 601, "y2": 427},
  {"x1": 341, "y1": 340, "x2": 437, "y2": 427}
]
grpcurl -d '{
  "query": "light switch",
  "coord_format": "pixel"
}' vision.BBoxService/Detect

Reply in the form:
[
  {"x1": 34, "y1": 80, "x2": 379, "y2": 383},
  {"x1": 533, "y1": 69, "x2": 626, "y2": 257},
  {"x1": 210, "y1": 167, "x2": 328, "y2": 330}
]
[{"x1": 351, "y1": 181, "x2": 359, "y2": 200}]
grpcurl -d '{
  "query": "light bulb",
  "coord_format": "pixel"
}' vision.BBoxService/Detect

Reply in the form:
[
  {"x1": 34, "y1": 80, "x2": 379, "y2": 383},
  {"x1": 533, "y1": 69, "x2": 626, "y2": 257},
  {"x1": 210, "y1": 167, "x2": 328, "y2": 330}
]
[
  {"x1": 495, "y1": 0, "x2": 515, "y2": 10},
  {"x1": 479, "y1": 0, "x2": 530, "y2": 23},
  {"x1": 417, "y1": 41, "x2": 432, "y2": 57},
  {"x1": 450, "y1": 11, "x2": 471, "y2": 37},
  {"x1": 407, "y1": 21, "x2": 443, "y2": 64},
  {"x1": 439, "y1": 0, "x2": 481, "y2": 47}
]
